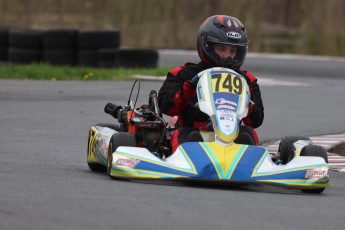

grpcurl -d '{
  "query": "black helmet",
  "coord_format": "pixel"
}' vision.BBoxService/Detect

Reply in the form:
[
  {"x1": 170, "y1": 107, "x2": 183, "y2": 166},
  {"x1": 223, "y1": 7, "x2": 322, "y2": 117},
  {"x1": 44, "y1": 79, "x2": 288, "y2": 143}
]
[{"x1": 197, "y1": 15, "x2": 248, "y2": 69}]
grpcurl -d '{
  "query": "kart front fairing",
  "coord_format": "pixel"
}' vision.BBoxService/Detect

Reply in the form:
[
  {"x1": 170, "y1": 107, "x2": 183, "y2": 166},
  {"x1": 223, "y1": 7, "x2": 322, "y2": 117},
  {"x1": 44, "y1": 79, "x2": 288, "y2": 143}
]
[
  {"x1": 107, "y1": 68, "x2": 329, "y2": 190},
  {"x1": 109, "y1": 142, "x2": 328, "y2": 189}
]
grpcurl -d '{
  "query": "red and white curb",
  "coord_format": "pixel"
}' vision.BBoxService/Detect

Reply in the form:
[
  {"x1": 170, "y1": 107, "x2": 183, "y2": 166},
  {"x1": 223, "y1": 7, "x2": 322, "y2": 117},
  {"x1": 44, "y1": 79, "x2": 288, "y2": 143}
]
[{"x1": 264, "y1": 133, "x2": 345, "y2": 173}]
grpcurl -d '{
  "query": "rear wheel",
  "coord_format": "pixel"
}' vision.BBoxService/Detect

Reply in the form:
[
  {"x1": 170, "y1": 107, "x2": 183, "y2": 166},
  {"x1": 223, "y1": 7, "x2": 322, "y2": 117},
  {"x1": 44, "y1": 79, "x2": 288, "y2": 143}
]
[
  {"x1": 278, "y1": 136, "x2": 311, "y2": 164},
  {"x1": 94, "y1": 123, "x2": 120, "y2": 131},
  {"x1": 300, "y1": 145, "x2": 328, "y2": 194},
  {"x1": 107, "y1": 132, "x2": 136, "y2": 177}
]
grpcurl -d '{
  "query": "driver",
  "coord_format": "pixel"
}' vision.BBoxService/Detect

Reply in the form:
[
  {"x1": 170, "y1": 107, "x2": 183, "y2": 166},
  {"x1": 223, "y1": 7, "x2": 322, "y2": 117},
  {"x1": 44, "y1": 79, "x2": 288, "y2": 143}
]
[{"x1": 158, "y1": 15, "x2": 264, "y2": 153}]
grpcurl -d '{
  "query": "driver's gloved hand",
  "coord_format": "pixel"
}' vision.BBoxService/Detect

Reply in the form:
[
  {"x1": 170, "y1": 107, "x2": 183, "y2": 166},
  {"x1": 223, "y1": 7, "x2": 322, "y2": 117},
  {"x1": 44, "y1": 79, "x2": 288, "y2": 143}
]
[
  {"x1": 182, "y1": 75, "x2": 199, "y2": 100},
  {"x1": 190, "y1": 75, "x2": 199, "y2": 87}
]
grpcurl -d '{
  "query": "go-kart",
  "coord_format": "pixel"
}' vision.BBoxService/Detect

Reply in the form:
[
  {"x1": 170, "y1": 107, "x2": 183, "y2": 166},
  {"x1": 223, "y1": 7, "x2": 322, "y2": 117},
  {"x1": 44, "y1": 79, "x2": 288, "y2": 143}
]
[{"x1": 87, "y1": 67, "x2": 329, "y2": 194}]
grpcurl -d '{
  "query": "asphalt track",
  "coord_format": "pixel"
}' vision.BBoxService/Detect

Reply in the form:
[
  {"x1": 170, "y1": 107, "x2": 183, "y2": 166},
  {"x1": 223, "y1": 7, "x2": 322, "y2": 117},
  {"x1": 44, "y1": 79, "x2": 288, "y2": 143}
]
[{"x1": 1, "y1": 51, "x2": 345, "y2": 230}]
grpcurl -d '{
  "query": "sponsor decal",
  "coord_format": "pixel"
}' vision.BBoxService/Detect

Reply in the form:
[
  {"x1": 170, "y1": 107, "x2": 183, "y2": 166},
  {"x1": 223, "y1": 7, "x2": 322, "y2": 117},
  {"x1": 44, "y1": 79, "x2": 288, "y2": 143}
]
[
  {"x1": 217, "y1": 104, "x2": 236, "y2": 110},
  {"x1": 305, "y1": 168, "x2": 328, "y2": 179},
  {"x1": 215, "y1": 98, "x2": 237, "y2": 106},
  {"x1": 95, "y1": 135, "x2": 109, "y2": 157},
  {"x1": 213, "y1": 93, "x2": 239, "y2": 135},
  {"x1": 225, "y1": 31, "x2": 241, "y2": 39},
  {"x1": 215, "y1": 98, "x2": 237, "y2": 111},
  {"x1": 114, "y1": 157, "x2": 140, "y2": 168}
]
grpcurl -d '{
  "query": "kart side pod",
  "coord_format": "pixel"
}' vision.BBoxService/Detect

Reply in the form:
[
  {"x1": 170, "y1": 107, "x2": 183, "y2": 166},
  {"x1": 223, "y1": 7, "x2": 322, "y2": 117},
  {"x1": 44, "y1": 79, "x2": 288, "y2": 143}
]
[{"x1": 196, "y1": 67, "x2": 251, "y2": 144}]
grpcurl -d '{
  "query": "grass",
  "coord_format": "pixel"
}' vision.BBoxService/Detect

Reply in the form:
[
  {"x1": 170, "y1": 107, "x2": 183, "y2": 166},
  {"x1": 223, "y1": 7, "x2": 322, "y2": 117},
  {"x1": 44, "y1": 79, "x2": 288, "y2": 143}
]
[{"x1": 0, "y1": 63, "x2": 173, "y2": 81}]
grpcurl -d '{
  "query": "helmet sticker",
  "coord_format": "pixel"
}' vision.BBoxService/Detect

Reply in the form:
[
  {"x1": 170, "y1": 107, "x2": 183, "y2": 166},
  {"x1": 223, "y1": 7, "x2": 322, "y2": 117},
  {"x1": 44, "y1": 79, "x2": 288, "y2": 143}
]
[
  {"x1": 232, "y1": 19, "x2": 239, "y2": 28},
  {"x1": 225, "y1": 32, "x2": 242, "y2": 39},
  {"x1": 227, "y1": 19, "x2": 232, "y2": 27}
]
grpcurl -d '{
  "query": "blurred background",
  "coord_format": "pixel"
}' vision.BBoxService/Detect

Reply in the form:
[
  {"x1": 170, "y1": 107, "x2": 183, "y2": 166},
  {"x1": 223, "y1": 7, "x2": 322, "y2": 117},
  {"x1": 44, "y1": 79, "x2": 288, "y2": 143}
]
[{"x1": 1, "y1": 0, "x2": 344, "y2": 57}]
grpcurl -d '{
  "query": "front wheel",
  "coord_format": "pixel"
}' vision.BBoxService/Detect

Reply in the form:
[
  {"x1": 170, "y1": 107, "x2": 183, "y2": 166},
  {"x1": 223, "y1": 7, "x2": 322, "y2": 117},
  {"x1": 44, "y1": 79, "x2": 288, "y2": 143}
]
[
  {"x1": 87, "y1": 129, "x2": 106, "y2": 172},
  {"x1": 300, "y1": 145, "x2": 328, "y2": 194},
  {"x1": 278, "y1": 136, "x2": 311, "y2": 164},
  {"x1": 107, "y1": 132, "x2": 136, "y2": 177}
]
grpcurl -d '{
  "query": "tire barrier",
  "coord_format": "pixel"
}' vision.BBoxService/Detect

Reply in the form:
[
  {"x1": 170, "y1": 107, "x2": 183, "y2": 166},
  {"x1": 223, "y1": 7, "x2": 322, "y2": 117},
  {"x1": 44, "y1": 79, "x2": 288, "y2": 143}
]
[
  {"x1": 43, "y1": 29, "x2": 77, "y2": 49},
  {"x1": 8, "y1": 28, "x2": 43, "y2": 64},
  {"x1": 98, "y1": 48, "x2": 118, "y2": 68},
  {"x1": 77, "y1": 29, "x2": 120, "y2": 49},
  {"x1": 43, "y1": 49, "x2": 77, "y2": 66},
  {"x1": 43, "y1": 30, "x2": 77, "y2": 66},
  {"x1": 77, "y1": 49, "x2": 99, "y2": 67},
  {"x1": 9, "y1": 28, "x2": 43, "y2": 49},
  {"x1": 0, "y1": 28, "x2": 9, "y2": 61},
  {"x1": 0, "y1": 47, "x2": 7, "y2": 61},
  {"x1": 1, "y1": 27, "x2": 159, "y2": 68},
  {"x1": 77, "y1": 29, "x2": 120, "y2": 67},
  {"x1": 8, "y1": 47, "x2": 41, "y2": 63},
  {"x1": 115, "y1": 48, "x2": 158, "y2": 68}
]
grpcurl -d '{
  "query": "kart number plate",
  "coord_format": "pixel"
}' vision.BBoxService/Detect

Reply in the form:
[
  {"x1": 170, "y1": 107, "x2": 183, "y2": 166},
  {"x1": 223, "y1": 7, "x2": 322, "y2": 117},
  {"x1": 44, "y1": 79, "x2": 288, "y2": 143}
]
[{"x1": 211, "y1": 73, "x2": 243, "y2": 95}]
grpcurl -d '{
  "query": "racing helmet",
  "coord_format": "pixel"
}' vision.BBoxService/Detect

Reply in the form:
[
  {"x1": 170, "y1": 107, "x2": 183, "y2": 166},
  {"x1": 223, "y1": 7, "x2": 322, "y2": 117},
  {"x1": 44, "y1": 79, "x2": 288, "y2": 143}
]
[{"x1": 197, "y1": 15, "x2": 248, "y2": 69}]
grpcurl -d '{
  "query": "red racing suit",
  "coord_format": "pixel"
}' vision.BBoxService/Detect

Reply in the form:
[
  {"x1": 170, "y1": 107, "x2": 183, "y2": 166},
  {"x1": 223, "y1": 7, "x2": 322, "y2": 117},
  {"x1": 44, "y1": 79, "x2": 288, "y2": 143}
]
[{"x1": 158, "y1": 61, "x2": 264, "y2": 150}]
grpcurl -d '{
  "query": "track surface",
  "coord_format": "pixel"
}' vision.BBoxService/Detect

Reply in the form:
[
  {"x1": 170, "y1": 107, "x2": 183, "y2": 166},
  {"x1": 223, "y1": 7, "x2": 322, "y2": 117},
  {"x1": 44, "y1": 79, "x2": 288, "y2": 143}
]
[{"x1": 1, "y1": 52, "x2": 345, "y2": 230}]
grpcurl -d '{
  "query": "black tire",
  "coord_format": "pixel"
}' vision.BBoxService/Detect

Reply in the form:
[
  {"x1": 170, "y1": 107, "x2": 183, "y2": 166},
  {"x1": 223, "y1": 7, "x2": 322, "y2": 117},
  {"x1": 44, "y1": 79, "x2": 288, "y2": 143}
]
[
  {"x1": 94, "y1": 123, "x2": 121, "y2": 131},
  {"x1": 43, "y1": 49, "x2": 76, "y2": 66},
  {"x1": 234, "y1": 125, "x2": 256, "y2": 145},
  {"x1": 107, "y1": 132, "x2": 136, "y2": 177},
  {"x1": 300, "y1": 144, "x2": 328, "y2": 163},
  {"x1": 87, "y1": 130, "x2": 106, "y2": 172},
  {"x1": 115, "y1": 48, "x2": 158, "y2": 68},
  {"x1": 9, "y1": 28, "x2": 42, "y2": 49},
  {"x1": 87, "y1": 161, "x2": 106, "y2": 172},
  {"x1": 0, "y1": 47, "x2": 7, "y2": 61},
  {"x1": 77, "y1": 49, "x2": 98, "y2": 67},
  {"x1": 0, "y1": 28, "x2": 10, "y2": 46},
  {"x1": 300, "y1": 145, "x2": 328, "y2": 194},
  {"x1": 77, "y1": 29, "x2": 120, "y2": 49},
  {"x1": 279, "y1": 136, "x2": 311, "y2": 164},
  {"x1": 7, "y1": 47, "x2": 41, "y2": 64},
  {"x1": 43, "y1": 29, "x2": 77, "y2": 49},
  {"x1": 98, "y1": 48, "x2": 118, "y2": 68}
]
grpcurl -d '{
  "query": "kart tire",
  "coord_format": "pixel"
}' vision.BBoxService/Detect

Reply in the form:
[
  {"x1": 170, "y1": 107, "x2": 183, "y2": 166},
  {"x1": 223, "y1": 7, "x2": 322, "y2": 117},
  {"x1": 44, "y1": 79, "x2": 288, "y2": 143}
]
[
  {"x1": 300, "y1": 145, "x2": 328, "y2": 194},
  {"x1": 300, "y1": 144, "x2": 328, "y2": 163},
  {"x1": 279, "y1": 136, "x2": 311, "y2": 164},
  {"x1": 87, "y1": 131, "x2": 106, "y2": 172},
  {"x1": 94, "y1": 123, "x2": 121, "y2": 131},
  {"x1": 107, "y1": 132, "x2": 136, "y2": 177}
]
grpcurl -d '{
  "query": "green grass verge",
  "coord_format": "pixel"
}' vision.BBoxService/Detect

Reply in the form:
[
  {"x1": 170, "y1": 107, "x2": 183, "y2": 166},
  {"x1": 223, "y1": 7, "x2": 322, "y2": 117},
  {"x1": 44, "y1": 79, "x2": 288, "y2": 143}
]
[{"x1": 0, "y1": 63, "x2": 173, "y2": 80}]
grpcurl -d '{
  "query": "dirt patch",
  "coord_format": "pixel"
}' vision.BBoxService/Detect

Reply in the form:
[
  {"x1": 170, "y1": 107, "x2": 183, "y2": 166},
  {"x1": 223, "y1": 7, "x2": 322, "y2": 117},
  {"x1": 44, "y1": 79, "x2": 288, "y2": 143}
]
[{"x1": 328, "y1": 142, "x2": 345, "y2": 156}]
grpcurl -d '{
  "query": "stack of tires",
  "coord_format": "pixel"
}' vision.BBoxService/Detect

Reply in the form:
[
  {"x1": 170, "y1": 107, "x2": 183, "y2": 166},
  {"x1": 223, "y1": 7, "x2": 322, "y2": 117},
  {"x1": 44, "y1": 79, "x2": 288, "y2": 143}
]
[
  {"x1": 115, "y1": 48, "x2": 158, "y2": 68},
  {"x1": 0, "y1": 28, "x2": 9, "y2": 62},
  {"x1": 8, "y1": 28, "x2": 43, "y2": 64},
  {"x1": 0, "y1": 27, "x2": 159, "y2": 68},
  {"x1": 43, "y1": 30, "x2": 77, "y2": 66},
  {"x1": 77, "y1": 29, "x2": 120, "y2": 67}
]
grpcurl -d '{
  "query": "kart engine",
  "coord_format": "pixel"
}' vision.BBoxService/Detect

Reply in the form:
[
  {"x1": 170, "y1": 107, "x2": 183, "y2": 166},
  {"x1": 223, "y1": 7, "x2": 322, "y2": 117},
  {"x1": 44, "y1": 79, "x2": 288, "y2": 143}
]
[
  {"x1": 104, "y1": 90, "x2": 172, "y2": 156},
  {"x1": 129, "y1": 106, "x2": 165, "y2": 152}
]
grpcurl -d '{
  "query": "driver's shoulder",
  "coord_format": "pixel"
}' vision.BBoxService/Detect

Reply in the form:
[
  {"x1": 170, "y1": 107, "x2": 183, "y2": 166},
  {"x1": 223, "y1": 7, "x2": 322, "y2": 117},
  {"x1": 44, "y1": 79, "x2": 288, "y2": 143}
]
[{"x1": 237, "y1": 68, "x2": 257, "y2": 84}]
